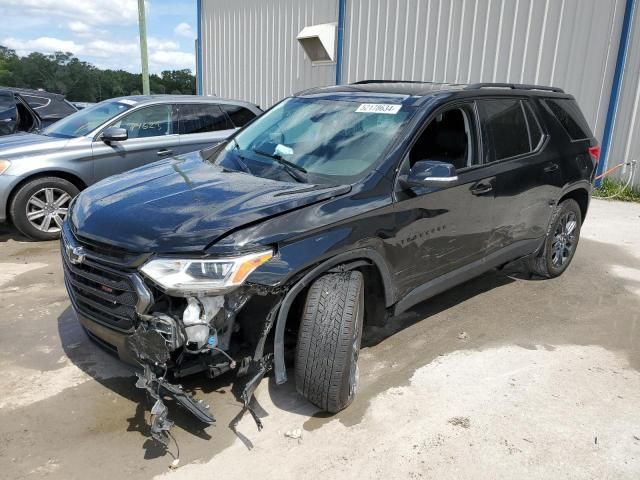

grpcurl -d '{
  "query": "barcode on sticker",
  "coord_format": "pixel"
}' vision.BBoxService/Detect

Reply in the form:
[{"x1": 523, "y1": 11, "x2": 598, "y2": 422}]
[{"x1": 355, "y1": 103, "x2": 402, "y2": 114}]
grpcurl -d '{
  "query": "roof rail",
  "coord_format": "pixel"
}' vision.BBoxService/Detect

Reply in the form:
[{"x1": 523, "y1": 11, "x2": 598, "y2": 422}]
[
  {"x1": 351, "y1": 80, "x2": 437, "y2": 85},
  {"x1": 465, "y1": 82, "x2": 564, "y2": 93}
]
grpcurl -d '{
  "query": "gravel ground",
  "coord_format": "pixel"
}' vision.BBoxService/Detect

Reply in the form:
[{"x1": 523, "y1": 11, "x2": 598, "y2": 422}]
[{"x1": 0, "y1": 198, "x2": 638, "y2": 479}]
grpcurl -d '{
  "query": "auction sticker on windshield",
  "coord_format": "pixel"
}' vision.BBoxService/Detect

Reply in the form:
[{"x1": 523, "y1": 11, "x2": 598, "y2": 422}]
[{"x1": 355, "y1": 103, "x2": 402, "y2": 114}]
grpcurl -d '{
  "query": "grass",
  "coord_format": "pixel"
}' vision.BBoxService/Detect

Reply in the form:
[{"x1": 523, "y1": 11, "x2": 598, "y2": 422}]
[{"x1": 594, "y1": 177, "x2": 640, "y2": 202}]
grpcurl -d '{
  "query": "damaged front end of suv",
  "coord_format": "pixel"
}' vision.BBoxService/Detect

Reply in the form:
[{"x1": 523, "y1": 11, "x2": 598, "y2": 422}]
[
  {"x1": 60, "y1": 92, "x2": 417, "y2": 447},
  {"x1": 61, "y1": 221, "x2": 286, "y2": 445}
]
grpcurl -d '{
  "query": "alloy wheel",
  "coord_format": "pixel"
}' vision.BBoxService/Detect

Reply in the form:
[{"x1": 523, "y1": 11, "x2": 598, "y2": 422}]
[
  {"x1": 551, "y1": 211, "x2": 577, "y2": 268},
  {"x1": 25, "y1": 187, "x2": 71, "y2": 233}
]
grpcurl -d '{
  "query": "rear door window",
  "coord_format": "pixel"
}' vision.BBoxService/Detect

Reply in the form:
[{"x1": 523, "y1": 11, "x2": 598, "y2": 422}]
[
  {"x1": 179, "y1": 104, "x2": 233, "y2": 134},
  {"x1": 219, "y1": 104, "x2": 257, "y2": 127},
  {"x1": 542, "y1": 99, "x2": 592, "y2": 141},
  {"x1": 479, "y1": 99, "x2": 530, "y2": 161}
]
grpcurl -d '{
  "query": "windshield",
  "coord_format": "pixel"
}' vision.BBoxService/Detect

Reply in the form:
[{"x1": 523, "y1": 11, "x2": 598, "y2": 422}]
[
  {"x1": 215, "y1": 97, "x2": 412, "y2": 183},
  {"x1": 42, "y1": 100, "x2": 133, "y2": 138}
]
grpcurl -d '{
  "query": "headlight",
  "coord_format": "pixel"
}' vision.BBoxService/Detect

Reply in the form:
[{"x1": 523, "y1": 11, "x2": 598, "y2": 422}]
[
  {"x1": 0, "y1": 160, "x2": 11, "y2": 175},
  {"x1": 140, "y1": 249, "x2": 273, "y2": 295}
]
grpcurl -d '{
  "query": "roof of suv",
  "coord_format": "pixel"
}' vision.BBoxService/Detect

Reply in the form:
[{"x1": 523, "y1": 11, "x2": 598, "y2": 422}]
[{"x1": 297, "y1": 80, "x2": 571, "y2": 102}]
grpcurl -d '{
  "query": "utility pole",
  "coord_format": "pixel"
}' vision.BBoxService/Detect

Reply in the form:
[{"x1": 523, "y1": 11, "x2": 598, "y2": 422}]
[{"x1": 137, "y1": 0, "x2": 150, "y2": 95}]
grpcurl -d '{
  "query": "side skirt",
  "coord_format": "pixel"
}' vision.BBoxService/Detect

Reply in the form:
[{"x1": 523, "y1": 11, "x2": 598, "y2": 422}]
[{"x1": 393, "y1": 238, "x2": 543, "y2": 316}]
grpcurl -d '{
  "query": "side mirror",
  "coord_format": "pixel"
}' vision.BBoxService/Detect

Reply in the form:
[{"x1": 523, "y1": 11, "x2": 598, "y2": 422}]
[
  {"x1": 401, "y1": 160, "x2": 458, "y2": 189},
  {"x1": 101, "y1": 127, "x2": 128, "y2": 142}
]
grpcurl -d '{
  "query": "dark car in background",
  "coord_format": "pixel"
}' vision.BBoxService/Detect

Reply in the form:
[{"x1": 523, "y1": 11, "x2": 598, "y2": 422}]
[
  {"x1": 0, "y1": 94, "x2": 261, "y2": 239},
  {"x1": 0, "y1": 87, "x2": 78, "y2": 135},
  {"x1": 61, "y1": 81, "x2": 599, "y2": 445}
]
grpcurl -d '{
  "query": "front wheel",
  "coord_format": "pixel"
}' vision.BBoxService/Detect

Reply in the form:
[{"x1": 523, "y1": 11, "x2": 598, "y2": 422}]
[
  {"x1": 10, "y1": 177, "x2": 79, "y2": 240},
  {"x1": 295, "y1": 271, "x2": 365, "y2": 413},
  {"x1": 528, "y1": 198, "x2": 582, "y2": 278}
]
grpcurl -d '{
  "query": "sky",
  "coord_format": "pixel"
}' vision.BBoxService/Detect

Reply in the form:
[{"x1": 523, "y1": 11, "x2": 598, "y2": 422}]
[{"x1": 0, "y1": 0, "x2": 197, "y2": 74}]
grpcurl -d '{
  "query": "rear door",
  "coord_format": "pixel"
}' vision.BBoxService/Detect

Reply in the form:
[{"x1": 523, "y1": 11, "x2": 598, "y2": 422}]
[
  {"x1": 175, "y1": 103, "x2": 236, "y2": 154},
  {"x1": 92, "y1": 103, "x2": 180, "y2": 181},
  {"x1": 478, "y1": 97, "x2": 559, "y2": 254},
  {"x1": 0, "y1": 90, "x2": 18, "y2": 135}
]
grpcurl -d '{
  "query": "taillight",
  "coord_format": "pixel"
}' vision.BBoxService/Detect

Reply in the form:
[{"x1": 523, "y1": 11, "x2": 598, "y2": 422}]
[{"x1": 588, "y1": 145, "x2": 601, "y2": 163}]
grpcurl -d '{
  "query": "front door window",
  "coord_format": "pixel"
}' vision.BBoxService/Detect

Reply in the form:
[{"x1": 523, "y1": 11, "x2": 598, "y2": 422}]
[{"x1": 112, "y1": 105, "x2": 174, "y2": 139}]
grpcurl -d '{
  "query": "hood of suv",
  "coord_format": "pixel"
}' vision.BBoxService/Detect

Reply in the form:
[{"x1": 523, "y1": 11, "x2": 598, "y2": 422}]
[{"x1": 71, "y1": 153, "x2": 350, "y2": 252}]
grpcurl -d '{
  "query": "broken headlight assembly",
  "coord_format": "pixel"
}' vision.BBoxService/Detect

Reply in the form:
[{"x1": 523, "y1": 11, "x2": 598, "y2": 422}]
[{"x1": 140, "y1": 249, "x2": 273, "y2": 296}]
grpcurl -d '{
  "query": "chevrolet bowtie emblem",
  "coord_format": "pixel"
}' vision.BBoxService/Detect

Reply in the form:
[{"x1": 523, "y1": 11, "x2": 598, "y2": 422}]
[{"x1": 66, "y1": 245, "x2": 86, "y2": 265}]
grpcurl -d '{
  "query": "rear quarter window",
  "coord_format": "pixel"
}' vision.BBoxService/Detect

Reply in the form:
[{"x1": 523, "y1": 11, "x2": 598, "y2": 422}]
[
  {"x1": 220, "y1": 104, "x2": 256, "y2": 127},
  {"x1": 179, "y1": 104, "x2": 233, "y2": 134},
  {"x1": 543, "y1": 99, "x2": 592, "y2": 141}
]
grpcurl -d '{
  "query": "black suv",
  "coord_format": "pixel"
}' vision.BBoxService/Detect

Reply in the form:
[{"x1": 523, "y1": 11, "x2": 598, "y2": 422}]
[{"x1": 61, "y1": 81, "x2": 598, "y2": 444}]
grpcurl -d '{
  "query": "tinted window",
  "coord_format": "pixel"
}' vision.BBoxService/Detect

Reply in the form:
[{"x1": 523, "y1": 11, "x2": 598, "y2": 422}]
[
  {"x1": 179, "y1": 104, "x2": 233, "y2": 134},
  {"x1": 113, "y1": 104, "x2": 174, "y2": 139},
  {"x1": 22, "y1": 94, "x2": 49, "y2": 108},
  {"x1": 220, "y1": 104, "x2": 256, "y2": 127},
  {"x1": 410, "y1": 106, "x2": 478, "y2": 170},
  {"x1": 523, "y1": 101, "x2": 543, "y2": 150},
  {"x1": 480, "y1": 99, "x2": 530, "y2": 160},
  {"x1": 543, "y1": 99, "x2": 591, "y2": 140}
]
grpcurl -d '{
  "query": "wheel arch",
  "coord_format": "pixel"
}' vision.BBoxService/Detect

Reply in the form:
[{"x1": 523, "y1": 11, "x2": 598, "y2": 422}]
[
  {"x1": 272, "y1": 248, "x2": 397, "y2": 385},
  {"x1": 6, "y1": 170, "x2": 87, "y2": 221},
  {"x1": 557, "y1": 183, "x2": 590, "y2": 222}
]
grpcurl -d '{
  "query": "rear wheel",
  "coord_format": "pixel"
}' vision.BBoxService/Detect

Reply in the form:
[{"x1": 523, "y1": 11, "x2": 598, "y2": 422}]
[
  {"x1": 295, "y1": 271, "x2": 364, "y2": 413},
  {"x1": 10, "y1": 177, "x2": 79, "y2": 240},
  {"x1": 528, "y1": 198, "x2": 582, "y2": 278}
]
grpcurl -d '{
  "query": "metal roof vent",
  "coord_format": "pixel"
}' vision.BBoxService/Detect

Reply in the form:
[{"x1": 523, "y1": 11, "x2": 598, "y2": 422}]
[{"x1": 297, "y1": 23, "x2": 337, "y2": 65}]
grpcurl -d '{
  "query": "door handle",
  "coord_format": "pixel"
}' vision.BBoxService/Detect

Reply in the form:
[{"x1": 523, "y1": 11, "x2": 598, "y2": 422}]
[
  {"x1": 470, "y1": 183, "x2": 493, "y2": 195},
  {"x1": 544, "y1": 162, "x2": 559, "y2": 173},
  {"x1": 157, "y1": 149, "x2": 173, "y2": 157}
]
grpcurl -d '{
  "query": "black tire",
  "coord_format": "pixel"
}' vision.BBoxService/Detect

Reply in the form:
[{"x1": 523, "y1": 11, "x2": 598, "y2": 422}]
[
  {"x1": 528, "y1": 198, "x2": 582, "y2": 278},
  {"x1": 295, "y1": 270, "x2": 365, "y2": 413},
  {"x1": 10, "y1": 177, "x2": 79, "y2": 240}
]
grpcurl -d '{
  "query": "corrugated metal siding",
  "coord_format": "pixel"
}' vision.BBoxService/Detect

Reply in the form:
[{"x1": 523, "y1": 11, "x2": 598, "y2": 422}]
[
  {"x1": 200, "y1": 0, "x2": 638, "y2": 188},
  {"x1": 607, "y1": 3, "x2": 640, "y2": 187},
  {"x1": 200, "y1": 0, "x2": 337, "y2": 108},
  {"x1": 343, "y1": 0, "x2": 625, "y2": 143}
]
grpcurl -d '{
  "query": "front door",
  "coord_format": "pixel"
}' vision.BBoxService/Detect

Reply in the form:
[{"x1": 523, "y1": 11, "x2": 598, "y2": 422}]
[
  {"x1": 92, "y1": 104, "x2": 180, "y2": 181},
  {"x1": 390, "y1": 102, "x2": 496, "y2": 298}
]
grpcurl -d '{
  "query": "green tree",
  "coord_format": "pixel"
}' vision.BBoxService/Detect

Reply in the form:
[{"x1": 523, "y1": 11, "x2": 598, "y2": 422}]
[{"x1": 0, "y1": 45, "x2": 196, "y2": 101}]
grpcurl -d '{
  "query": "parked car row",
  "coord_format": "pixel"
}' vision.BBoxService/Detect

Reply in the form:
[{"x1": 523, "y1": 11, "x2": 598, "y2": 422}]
[{"x1": 0, "y1": 94, "x2": 261, "y2": 239}]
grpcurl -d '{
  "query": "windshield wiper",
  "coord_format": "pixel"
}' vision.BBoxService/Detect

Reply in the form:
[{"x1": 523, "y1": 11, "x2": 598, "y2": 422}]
[
  {"x1": 230, "y1": 138, "x2": 253, "y2": 174},
  {"x1": 253, "y1": 148, "x2": 308, "y2": 183}
]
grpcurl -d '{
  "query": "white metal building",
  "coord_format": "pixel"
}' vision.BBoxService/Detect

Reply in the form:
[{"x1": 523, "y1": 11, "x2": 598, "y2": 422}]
[{"x1": 197, "y1": 0, "x2": 639, "y2": 185}]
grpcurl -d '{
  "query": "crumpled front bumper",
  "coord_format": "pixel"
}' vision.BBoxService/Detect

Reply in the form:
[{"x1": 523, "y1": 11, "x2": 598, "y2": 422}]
[{"x1": 75, "y1": 309, "x2": 139, "y2": 365}]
